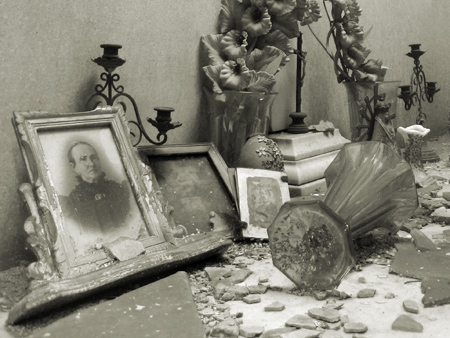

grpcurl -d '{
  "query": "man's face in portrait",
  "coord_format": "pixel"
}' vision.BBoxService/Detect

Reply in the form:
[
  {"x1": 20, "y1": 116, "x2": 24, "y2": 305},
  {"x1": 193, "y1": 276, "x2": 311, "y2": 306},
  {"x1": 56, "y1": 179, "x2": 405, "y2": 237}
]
[{"x1": 70, "y1": 144, "x2": 102, "y2": 183}]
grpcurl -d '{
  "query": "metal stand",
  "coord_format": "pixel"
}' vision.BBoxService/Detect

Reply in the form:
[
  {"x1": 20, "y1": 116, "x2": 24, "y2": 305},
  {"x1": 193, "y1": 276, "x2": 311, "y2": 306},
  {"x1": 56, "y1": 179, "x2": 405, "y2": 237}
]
[{"x1": 86, "y1": 44, "x2": 181, "y2": 146}]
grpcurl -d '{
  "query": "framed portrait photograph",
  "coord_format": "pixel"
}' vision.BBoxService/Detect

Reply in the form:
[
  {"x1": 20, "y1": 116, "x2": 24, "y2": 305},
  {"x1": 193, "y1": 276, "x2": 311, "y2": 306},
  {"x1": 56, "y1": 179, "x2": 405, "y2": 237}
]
[
  {"x1": 138, "y1": 143, "x2": 240, "y2": 238},
  {"x1": 236, "y1": 168, "x2": 290, "y2": 239},
  {"x1": 13, "y1": 106, "x2": 169, "y2": 279}
]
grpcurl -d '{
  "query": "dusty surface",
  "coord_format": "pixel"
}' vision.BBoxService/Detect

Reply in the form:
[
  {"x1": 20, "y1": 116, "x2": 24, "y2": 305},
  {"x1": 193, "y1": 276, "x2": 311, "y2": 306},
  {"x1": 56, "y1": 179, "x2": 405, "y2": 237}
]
[{"x1": 2, "y1": 135, "x2": 450, "y2": 337}]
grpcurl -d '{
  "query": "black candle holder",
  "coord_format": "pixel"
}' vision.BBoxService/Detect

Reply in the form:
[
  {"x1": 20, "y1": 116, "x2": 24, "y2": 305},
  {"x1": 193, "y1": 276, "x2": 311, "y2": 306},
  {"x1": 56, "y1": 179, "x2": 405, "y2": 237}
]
[
  {"x1": 86, "y1": 44, "x2": 181, "y2": 146},
  {"x1": 398, "y1": 44, "x2": 440, "y2": 125}
]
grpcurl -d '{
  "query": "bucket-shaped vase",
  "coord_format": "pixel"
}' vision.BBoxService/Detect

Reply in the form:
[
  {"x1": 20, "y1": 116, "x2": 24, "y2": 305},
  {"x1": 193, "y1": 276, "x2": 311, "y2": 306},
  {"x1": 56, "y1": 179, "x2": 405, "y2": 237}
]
[{"x1": 203, "y1": 89, "x2": 278, "y2": 167}]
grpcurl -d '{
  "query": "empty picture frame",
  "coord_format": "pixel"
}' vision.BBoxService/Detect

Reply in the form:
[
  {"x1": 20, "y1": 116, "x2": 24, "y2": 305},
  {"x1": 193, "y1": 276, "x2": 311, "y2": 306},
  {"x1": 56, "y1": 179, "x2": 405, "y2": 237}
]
[
  {"x1": 12, "y1": 105, "x2": 170, "y2": 280},
  {"x1": 138, "y1": 143, "x2": 240, "y2": 237},
  {"x1": 236, "y1": 168, "x2": 290, "y2": 239}
]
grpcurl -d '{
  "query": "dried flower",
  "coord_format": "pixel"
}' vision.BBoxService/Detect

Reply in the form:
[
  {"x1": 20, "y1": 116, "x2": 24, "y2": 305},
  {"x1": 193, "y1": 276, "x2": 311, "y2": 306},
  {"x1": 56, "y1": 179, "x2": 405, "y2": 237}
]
[
  {"x1": 309, "y1": 0, "x2": 387, "y2": 83},
  {"x1": 202, "y1": 0, "x2": 321, "y2": 93}
]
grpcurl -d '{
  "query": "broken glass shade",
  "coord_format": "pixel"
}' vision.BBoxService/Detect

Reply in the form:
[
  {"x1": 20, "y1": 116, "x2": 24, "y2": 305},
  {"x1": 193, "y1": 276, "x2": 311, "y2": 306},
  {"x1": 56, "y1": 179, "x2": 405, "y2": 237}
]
[
  {"x1": 268, "y1": 199, "x2": 355, "y2": 290},
  {"x1": 324, "y1": 141, "x2": 418, "y2": 238}
]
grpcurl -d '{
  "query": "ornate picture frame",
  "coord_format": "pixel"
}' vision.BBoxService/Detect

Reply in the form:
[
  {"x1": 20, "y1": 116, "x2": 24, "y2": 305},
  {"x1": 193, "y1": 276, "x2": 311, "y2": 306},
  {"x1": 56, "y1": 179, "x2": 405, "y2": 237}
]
[
  {"x1": 9, "y1": 106, "x2": 233, "y2": 324},
  {"x1": 236, "y1": 168, "x2": 290, "y2": 239},
  {"x1": 138, "y1": 143, "x2": 240, "y2": 238},
  {"x1": 13, "y1": 105, "x2": 171, "y2": 280}
]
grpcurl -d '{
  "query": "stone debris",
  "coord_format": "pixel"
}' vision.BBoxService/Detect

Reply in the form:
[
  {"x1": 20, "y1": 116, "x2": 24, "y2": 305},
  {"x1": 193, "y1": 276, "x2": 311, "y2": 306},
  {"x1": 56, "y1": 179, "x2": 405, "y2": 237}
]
[
  {"x1": 258, "y1": 276, "x2": 270, "y2": 283},
  {"x1": 210, "y1": 317, "x2": 240, "y2": 338},
  {"x1": 247, "y1": 284, "x2": 268, "y2": 294},
  {"x1": 430, "y1": 206, "x2": 450, "y2": 224},
  {"x1": 391, "y1": 314, "x2": 423, "y2": 332},
  {"x1": 384, "y1": 292, "x2": 396, "y2": 299},
  {"x1": 357, "y1": 277, "x2": 366, "y2": 283},
  {"x1": 239, "y1": 325, "x2": 264, "y2": 338},
  {"x1": 307, "y1": 307, "x2": 340, "y2": 323},
  {"x1": 260, "y1": 327, "x2": 297, "y2": 338},
  {"x1": 232, "y1": 256, "x2": 255, "y2": 267},
  {"x1": 322, "y1": 299, "x2": 344, "y2": 310},
  {"x1": 356, "y1": 288, "x2": 376, "y2": 298},
  {"x1": 312, "y1": 290, "x2": 328, "y2": 300},
  {"x1": 103, "y1": 237, "x2": 145, "y2": 261},
  {"x1": 242, "y1": 294, "x2": 261, "y2": 304},
  {"x1": 403, "y1": 299, "x2": 419, "y2": 313},
  {"x1": 343, "y1": 322, "x2": 368, "y2": 333},
  {"x1": 285, "y1": 314, "x2": 317, "y2": 330},
  {"x1": 410, "y1": 228, "x2": 438, "y2": 251},
  {"x1": 421, "y1": 277, "x2": 450, "y2": 307},
  {"x1": 264, "y1": 301, "x2": 285, "y2": 312}
]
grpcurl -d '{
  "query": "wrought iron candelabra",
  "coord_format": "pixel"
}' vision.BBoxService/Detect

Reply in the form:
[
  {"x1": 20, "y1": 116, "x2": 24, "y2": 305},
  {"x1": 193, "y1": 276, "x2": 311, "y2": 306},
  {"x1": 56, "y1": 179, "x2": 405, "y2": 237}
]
[
  {"x1": 398, "y1": 44, "x2": 440, "y2": 125},
  {"x1": 86, "y1": 44, "x2": 181, "y2": 146}
]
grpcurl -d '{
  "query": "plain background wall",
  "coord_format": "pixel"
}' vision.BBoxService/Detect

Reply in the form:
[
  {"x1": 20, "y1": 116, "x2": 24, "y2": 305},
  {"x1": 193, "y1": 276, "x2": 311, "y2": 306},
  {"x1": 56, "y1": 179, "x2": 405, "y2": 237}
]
[{"x1": 0, "y1": 0, "x2": 449, "y2": 271}]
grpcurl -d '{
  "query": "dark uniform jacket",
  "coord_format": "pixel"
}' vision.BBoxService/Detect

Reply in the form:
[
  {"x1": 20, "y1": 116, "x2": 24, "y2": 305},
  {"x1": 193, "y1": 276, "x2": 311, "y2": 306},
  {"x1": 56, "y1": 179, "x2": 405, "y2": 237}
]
[{"x1": 63, "y1": 173, "x2": 131, "y2": 234}]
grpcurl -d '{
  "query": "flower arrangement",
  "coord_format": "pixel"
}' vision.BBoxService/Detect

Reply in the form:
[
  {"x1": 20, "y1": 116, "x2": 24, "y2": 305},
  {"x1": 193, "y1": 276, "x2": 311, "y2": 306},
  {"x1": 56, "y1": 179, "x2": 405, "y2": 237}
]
[
  {"x1": 201, "y1": 0, "x2": 321, "y2": 94},
  {"x1": 308, "y1": 0, "x2": 387, "y2": 83}
]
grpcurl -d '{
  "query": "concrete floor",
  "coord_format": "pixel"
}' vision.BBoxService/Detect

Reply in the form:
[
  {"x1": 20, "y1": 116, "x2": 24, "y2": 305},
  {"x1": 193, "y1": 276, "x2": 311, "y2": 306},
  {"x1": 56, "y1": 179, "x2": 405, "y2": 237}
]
[{"x1": 223, "y1": 224, "x2": 450, "y2": 337}]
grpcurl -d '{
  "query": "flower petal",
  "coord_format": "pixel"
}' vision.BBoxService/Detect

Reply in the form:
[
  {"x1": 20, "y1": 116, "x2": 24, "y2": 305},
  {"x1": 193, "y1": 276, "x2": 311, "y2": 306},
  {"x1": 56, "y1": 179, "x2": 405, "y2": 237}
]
[
  {"x1": 271, "y1": 12, "x2": 300, "y2": 39},
  {"x1": 256, "y1": 30, "x2": 294, "y2": 55},
  {"x1": 242, "y1": 6, "x2": 272, "y2": 37},
  {"x1": 219, "y1": 0, "x2": 246, "y2": 34},
  {"x1": 220, "y1": 59, "x2": 251, "y2": 90},
  {"x1": 203, "y1": 65, "x2": 224, "y2": 93},
  {"x1": 201, "y1": 34, "x2": 226, "y2": 67},
  {"x1": 245, "y1": 46, "x2": 283, "y2": 72},
  {"x1": 221, "y1": 30, "x2": 249, "y2": 60},
  {"x1": 266, "y1": 0, "x2": 296, "y2": 16},
  {"x1": 246, "y1": 70, "x2": 277, "y2": 93}
]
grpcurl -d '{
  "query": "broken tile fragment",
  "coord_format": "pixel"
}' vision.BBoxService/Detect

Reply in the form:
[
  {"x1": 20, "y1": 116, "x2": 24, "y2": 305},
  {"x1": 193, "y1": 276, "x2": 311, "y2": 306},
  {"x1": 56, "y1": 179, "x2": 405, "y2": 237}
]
[
  {"x1": 322, "y1": 299, "x2": 344, "y2": 310},
  {"x1": 431, "y1": 207, "x2": 450, "y2": 224},
  {"x1": 205, "y1": 267, "x2": 232, "y2": 284},
  {"x1": 410, "y1": 228, "x2": 438, "y2": 251},
  {"x1": 403, "y1": 299, "x2": 419, "y2": 314},
  {"x1": 243, "y1": 294, "x2": 261, "y2": 304},
  {"x1": 343, "y1": 322, "x2": 368, "y2": 333},
  {"x1": 308, "y1": 307, "x2": 340, "y2": 323},
  {"x1": 264, "y1": 301, "x2": 285, "y2": 312},
  {"x1": 260, "y1": 327, "x2": 296, "y2": 338},
  {"x1": 215, "y1": 303, "x2": 230, "y2": 312},
  {"x1": 312, "y1": 290, "x2": 328, "y2": 300},
  {"x1": 285, "y1": 314, "x2": 317, "y2": 330},
  {"x1": 211, "y1": 317, "x2": 240, "y2": 338},
  {"x1": 384, "y1": 292, "x2": 396, "y2": 299},
  {"x1": 259, "y1": 276, "x2": 269, "y2": 283},
  {"x1": 421, "y1": 277, "x2": 450, "y2": 307},
  {"x1": 28, "y1": 271, "x2": 204, "y2": 338},
  {"x1": 391, "y1": 314, "x2": 423, "y2": 332},
  {"x1": 248, "y1": 284, "x2": 268, "y2": 294},
  {"x1": 103, "y1": 237, "x2": 145, "y2": 261},
  {"x1": 357, "y1": 289, "x2": 376, "y2": 298},
  {"x1": 239, "y1": 326, "x2": 264, "y2": 338},
  {"x1": 232, "y1": 256, "x2": 255, "y2": 266}
]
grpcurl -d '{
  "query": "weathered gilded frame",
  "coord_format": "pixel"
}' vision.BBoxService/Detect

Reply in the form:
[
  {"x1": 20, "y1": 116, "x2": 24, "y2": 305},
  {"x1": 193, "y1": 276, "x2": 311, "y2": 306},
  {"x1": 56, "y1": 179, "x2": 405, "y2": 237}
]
[
  {"x1": 9, "y1": 106, "x2": 232, "y2": 325},
  {"x1": 137, "y1": 143, "x2": 240, "y2": 237},
  {"x1": 13, "y1": 105, "x2": 170, "y2": 279}
]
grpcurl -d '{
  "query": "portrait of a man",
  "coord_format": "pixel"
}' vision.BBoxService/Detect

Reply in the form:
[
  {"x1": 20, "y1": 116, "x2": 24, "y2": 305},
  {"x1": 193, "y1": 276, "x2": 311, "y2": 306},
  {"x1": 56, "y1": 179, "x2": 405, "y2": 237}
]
[
  {"x1": 63, "y1": 141, "x2": 131, "y2": 234},
  {"x1": 39, "y1": 127, "x2": 146, "y2": 255}
]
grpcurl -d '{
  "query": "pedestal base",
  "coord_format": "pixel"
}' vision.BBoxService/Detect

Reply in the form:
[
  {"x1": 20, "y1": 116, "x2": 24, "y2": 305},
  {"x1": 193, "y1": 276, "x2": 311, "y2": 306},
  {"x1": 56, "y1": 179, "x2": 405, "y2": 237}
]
[{"x1": 269, "y1": 130, "x2": 350, "y2": 195}]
